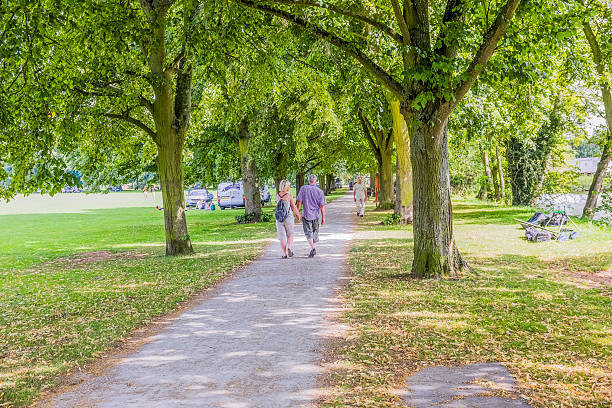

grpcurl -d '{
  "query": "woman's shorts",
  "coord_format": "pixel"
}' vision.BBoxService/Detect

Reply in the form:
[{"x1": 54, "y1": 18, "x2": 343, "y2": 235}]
[{"x1": 276, "y1": 216, "x2": 295, "y2": 240}]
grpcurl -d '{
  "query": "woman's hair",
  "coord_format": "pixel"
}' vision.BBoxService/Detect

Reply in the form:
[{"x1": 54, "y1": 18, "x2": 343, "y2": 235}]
[{"x1": 279, "y1": 179, "x2": 291, "y2": 192}]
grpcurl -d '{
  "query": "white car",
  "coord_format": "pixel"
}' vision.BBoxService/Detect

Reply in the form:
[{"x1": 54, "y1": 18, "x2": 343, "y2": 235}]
[{"x1": 216, "y1": 181, "x2": 271, "y2": 210}]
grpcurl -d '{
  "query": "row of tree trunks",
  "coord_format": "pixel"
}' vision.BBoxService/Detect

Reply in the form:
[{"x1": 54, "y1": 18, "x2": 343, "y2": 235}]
[
  {"x1": 390, "y1": 100, "x2": 413, "y2": 223},
  {"x1": 238, "y1": 119, "x2": 262, "y2": 222}
]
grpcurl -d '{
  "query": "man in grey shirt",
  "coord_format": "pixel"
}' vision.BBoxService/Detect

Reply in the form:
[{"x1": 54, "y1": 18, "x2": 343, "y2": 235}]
[{"x1": 296, "y1": 174, "x2": 327, "y2": 258}]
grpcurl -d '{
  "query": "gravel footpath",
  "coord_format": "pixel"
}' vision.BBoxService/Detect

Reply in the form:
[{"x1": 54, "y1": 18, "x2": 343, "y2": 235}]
[{"x1": 42, "y1": 191, "x2": 355, "y2": 408}]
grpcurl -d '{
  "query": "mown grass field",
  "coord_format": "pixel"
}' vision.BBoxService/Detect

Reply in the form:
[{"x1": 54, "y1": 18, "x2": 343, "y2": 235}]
[
  {"x1": 324, "y1": 198, "x2": 612, "y2": 408},
  {"x1": 0, "y1": 195, "x2": 278, "y2": 407}
]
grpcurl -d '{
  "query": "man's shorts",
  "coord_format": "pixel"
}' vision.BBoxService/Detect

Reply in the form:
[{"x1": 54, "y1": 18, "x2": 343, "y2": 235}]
[{"x1": 301, "y1": 218, "x2": 320, "y2": 243}]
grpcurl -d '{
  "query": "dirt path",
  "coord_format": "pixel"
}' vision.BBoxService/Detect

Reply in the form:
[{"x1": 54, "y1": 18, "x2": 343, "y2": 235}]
[{"x1": 40, "y1": 191, "x2": 356, "y2": 408}]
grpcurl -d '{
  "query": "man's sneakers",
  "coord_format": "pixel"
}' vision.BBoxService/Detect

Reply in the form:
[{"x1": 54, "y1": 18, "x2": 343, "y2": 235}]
[{"x1": 308, "y1": 248, "x2": 316, "y2": 258}]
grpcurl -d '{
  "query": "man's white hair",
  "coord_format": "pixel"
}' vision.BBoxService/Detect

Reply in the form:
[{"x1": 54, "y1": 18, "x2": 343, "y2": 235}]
[{"x1": 308, "y1": 174, "x2": 317, "y2": 183}]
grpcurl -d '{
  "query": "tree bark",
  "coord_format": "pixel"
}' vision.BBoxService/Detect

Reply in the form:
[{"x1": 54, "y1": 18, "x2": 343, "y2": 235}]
[
  {"x1": 480, "y1": 145, "x2": 493, "y2": 200},
  {"x1": 296, "y1": 171, "x2": 304, "y2": 194},
  {"x1": 496, "y1": 145, "x2": 505, "y2": 200},
  {"x1": 157, "y1": 135, "x2": 193, "y2": 255},
  {"x1": 395, "y1": 150, "x2": 402, "y2": 214},
  {"x1": 530, "y1": 151, "x2": 552, "y2": 206},
  {"x1": 326, "y1": 173, "x2": 334, "y2": 194},
  {"x1": 391, "y1": 100, "x2": 413, "y2": 223},
  {"x1": 582, "y1": 20, "x2": 612, "y2": 219},
  {"x1": 238, "y1": 119, "x2": 262, "y2": 222},
  {"x1": 357, "y1": 108, "x2": 394, "y2": 209},
  {"x1": 583, "y1": 146, "x2": 611, "y2": 218},
  {"x1": 379, "y1": 147, "x2": 394, "y2": 209},
  {"x1": 369, "y1": 171, "x2": 376, "y2": 195},
  {"x1": 147, "y1": 9, "x2": 193, "y2": 256},
  {"x1": 408, "y1": 112, "x2": 467, "y2": 278}
]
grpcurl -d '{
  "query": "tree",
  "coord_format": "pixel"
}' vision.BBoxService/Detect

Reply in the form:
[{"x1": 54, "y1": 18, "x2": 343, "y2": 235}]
[
  {"x1": 581, "y1": 0, "x2": 612, "y2": 218},
  {"x1": 357, "y1": 105, "x2": 394, "y2": 209},
  {"x1": 234, "y1": 0, "x2": 528, "y2": 277},
  {"x1": 0, "y1": 1, "x2": 225, "y2": 255}
]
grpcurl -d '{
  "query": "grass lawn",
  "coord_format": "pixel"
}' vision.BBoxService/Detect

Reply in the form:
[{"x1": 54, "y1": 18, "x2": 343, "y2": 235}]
[
  {"x1": 323, "y1": 198, "x2": 612, "y2": 407},
  {"x1": 0, "y1": 199, "x2": 276, "y2": 407}
]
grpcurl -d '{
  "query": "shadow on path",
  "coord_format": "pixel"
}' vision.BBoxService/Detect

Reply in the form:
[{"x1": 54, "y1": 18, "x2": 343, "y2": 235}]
[{"x1": 41, "y1": 192, "x2": 357, "y2": 408}]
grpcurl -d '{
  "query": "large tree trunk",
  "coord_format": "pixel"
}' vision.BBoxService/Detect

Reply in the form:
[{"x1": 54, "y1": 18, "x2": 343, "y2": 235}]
[
  {"x1": 157, "y1": 137, "x2": 193, "y2": 255},
  {"x1": 148, "y1": 13, "x2": 193, "y2": 256},
  {"x1": 391, "y1": 100, "x2": 413, "y2": 223},
  {"x1": 238, "y1": 119, "x2": 261, "y2": 222},
  {"x1": 408, "y1": 113, "x2": 467, "y2": 278},
  {"x1": 395, "y1": 151, "x2": 402, "y2": 214},
  {"x1": 583, "y1": 146, "x2": 611, "y2": 218}
]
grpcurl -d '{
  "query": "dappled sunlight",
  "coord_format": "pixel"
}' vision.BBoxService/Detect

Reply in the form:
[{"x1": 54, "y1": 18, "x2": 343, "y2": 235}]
[
  {"x1": 415, "y1": 318, "x2": 471, "y2": 331},
  {"x1": 391, "y1": 310, "x2": 473, "y2": 320},
  {"x1": 519, "y1": 361, "x2": 610, "y2": 378},
  {"x1": 37, "y1": 192, "x2": 357, "y2": 407}
]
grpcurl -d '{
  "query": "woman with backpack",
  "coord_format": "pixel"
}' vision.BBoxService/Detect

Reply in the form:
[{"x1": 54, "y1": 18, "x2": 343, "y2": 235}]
[{"x1": 275, "y1": 180, "x2": 301, "y2": 258}]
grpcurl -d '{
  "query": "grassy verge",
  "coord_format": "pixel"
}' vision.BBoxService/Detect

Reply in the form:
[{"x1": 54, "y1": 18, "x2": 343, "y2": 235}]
[
  {"x1": 0, "y1": 206, "x2": 276, "y2": 407},
  {"x1": 325, "y1": 188, "x2": 347, "y2": 204},
  {"x1": 324, "y1": 198, "x2": 612, "y2": 407}
]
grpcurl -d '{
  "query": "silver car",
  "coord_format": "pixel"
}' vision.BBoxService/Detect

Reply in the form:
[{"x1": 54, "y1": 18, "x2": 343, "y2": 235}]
[{"x1": 186, "y1": 189, "x2": 213, "y2": 207}]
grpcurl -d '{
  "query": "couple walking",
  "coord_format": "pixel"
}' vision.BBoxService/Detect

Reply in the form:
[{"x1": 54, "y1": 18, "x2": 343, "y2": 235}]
[{"x1": 274, "y1": 174, "x2": 326, "y2": 259}]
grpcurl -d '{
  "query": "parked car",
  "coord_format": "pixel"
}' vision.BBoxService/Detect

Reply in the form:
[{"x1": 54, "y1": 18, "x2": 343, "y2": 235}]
[
  {"x1": 186, "y1": 189, "x2": 214, "y2": 207},
  {"x1": 216, "y1": 181, "x2": 271, "y2": 209}
]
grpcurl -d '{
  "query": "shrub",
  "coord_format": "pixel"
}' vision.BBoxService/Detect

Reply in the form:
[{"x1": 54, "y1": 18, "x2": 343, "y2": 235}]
[
  {"x1": 382, "y1": 213, "x2": 402, "y2": 225},
  {"x1": 235, "y1": 212, "x2": 273, "y2": 224},
  {"x1": 595, "y1": 189, "x2": 612, "y2": 225}
]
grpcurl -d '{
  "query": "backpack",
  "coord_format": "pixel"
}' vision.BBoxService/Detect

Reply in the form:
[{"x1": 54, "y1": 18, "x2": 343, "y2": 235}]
[{"x1": 274, "y1": 194, "x2": 290, "y2": 222}]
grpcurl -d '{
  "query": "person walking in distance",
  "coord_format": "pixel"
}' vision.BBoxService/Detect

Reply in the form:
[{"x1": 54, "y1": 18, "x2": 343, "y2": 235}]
[
  {"x1": 274, "y1": 180, "x2": 301, "y2": 259},
  {"x1": 296, "y1": 174, "x2": 327, "y2": 258},
  {"x1": 353, "y1": 175, "x2": 368, "y2": 217}
]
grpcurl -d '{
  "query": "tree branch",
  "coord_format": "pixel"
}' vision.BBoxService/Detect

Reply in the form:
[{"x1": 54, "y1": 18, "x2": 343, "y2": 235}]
[
  {"x1": 233, "y1": 0, "x2": 404, "y2": 98},
  {"x1": 259, "y1": 0, "x2": 403, "y2": 43},
  {"x1": 357, "y1": 108, "x2": 383, "y2": 165},
  {"x1": 434, "y1": 0, "x2": 466, "y2": 59},
  {"x1": 583, "y1": 20, "x2": 612, "y2": 141},
  {"x1": 305, "y1": 160, "x2": 322, "y2": 174},
  {"x1": 390, "y1": 0, "x2": 411, "y2": 45},
  {"x1": 104, "y1": 112, "x2": 159, "y2": 143},
  {"x1": 450, "y1": 0, "x2": 521, "y2": 111}
]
